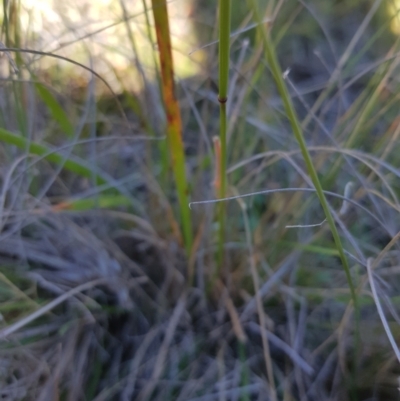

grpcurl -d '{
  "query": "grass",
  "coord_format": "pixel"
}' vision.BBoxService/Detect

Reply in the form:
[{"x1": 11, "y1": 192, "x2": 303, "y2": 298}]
[
  {"x1": 216, "y1": 0, "x2": 231, "y2": 272},
  {"x1": 0, "y1": 0, "x2": 400, "y2": 400},
  {"x1": 151, "y1": 0, "x2": 193, "y2": 254}
]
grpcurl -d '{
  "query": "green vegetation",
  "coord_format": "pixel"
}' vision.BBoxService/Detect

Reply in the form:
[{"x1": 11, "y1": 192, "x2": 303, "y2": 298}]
[
  {"x1": 216, "y1": 0, "x2": 231, "y2": 272},
  {"x1": 0, "y1": 0, "x2": 400, "y2": 400}
]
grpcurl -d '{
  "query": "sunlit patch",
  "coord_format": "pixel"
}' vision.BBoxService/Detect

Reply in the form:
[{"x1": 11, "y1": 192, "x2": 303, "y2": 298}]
[
  {"x1": 0, "y1": 0, "x2": 206, "y2": 92},
  {"x1": 388, "y1": 0, "x2": 400, "y2": 35}
]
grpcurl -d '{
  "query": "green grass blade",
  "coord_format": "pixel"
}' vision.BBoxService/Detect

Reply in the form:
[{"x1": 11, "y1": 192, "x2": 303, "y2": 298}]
[
  {"x1": 0, "y1": 127, "x2": 105, "y2": 184},
  {"x1": 35, "y1": 82, "x2": 74, "y2": 138},
  {"x1": 53, "y1": 195, "x2": 131, "y2": 211},
  {"x1": 218, "y1": 0, "x2": 231, "y2": 199},
  {"x1": 217, "y1": 0, "x2": 231, "y2": 269},
  {"x1": 248, "y1": 1, "x2": 358, "y2": 312},
  {"x1": 218, "y1": 0, "x2": 231, "y2": 104},
  {"x1": 249, "y1": 5, "x2": 361, "y2": 389}
]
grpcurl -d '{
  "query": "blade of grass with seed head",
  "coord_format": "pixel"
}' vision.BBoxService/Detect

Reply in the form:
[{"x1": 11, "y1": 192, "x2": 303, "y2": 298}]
[{"x1": 151, "y1": 0, "x2": 192, "y2": 254}]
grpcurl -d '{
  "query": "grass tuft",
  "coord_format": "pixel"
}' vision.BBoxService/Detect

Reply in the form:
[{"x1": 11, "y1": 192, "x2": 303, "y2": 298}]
[{"x1": 1, "y1": 1, "x2": 400, "y2": 399}]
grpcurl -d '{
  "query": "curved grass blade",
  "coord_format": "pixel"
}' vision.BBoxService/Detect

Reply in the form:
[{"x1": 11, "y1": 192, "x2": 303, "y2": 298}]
[
  {"x1": 34, "y1": 82, "x2": 74, "y2": 138},
  {"x1": 249, "y1": 0, "x2": 360, "y2": 388},
  {"x1": 248, "y1": 0, "x2": 357, "y2": 310},
  {"x1": 0, "y1": 127, "x2": 105, "y2": 183}
]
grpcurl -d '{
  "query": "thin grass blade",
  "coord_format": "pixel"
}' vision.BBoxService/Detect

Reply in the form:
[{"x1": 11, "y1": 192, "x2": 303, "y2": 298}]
[{"x1": 35, "y1": 82, "x2": 74, "y2": 138}]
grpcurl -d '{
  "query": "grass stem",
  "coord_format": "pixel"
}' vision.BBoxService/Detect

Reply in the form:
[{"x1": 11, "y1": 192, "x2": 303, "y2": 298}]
[
  {"x1": 249, "y1": 0, "x2": 360, "y2": 374},
  {"x1": 151, "y1": 0, "x2": 193, "y2": 254},
  {"x1": 217, "y1": 0, "x2": 231, "y2": 271}
]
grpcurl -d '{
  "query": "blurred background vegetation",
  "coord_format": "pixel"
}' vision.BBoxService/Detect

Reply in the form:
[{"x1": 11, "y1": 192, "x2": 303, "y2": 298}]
[{"x1": 0, "y1": 0, "x2": 400, "y2": 400}]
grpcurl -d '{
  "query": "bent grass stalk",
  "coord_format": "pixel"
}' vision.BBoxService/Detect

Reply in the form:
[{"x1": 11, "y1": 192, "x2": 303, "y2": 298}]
[
  {"x1": 248, "y1": 0, "x2": 360, "y2": 342},
  {"x1": 0, "y1": 127, "x2": 105, "y2": 184},
  {"x1": 35, "y1": 82, "x2": 74, "y2": 138},
  {"x1": 249, "y1": 0, "x2": 357, "y2": 303},
  {"x1": 217, "y1": 0, "x2": 231, "y2": 271},
  {"x1": 0, "y1": 128, "x2": 150, "y2": 214},
  {"x1": 151, "y1": 0, "x2": 192, "y2": 254}
]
